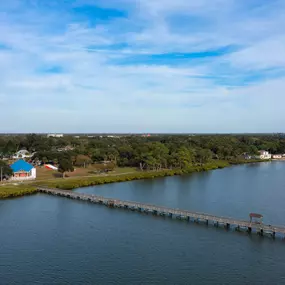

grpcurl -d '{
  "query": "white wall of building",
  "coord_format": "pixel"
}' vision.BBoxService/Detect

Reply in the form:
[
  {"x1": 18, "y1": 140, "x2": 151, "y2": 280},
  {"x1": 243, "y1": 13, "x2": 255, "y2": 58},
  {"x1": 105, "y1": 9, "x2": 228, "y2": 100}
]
[
  {"x1": 31, "y1": 168, "x2": 36, "y2": 179},
  {"x1": 10, "y1": 168, "x2": 37, "y2": 181},
  {"x1": 259, "y1": 151, "x2": 271, "y2": 159},
  {"x1": 12, "y1": 150, "x2": 32, "y2": 159},
  {"x1": 47, "y1": 134, "x2": 64, "y2": 138}
]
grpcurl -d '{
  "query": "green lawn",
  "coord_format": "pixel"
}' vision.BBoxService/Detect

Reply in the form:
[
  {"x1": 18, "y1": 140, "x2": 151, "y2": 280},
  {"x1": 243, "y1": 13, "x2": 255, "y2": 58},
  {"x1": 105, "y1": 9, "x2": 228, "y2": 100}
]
[
  {"x1": 106, "y1": 167, "x2": 137, "y2": 174},
  {"x1": 0, "y1": 160, "x2": 262, "y2": 199},
  {"x1": 36, "y1": 166, "x2": 138, "y2": 181},
  {"x1": 0, "y1": 167, "x2": 138, "y2": 199}
]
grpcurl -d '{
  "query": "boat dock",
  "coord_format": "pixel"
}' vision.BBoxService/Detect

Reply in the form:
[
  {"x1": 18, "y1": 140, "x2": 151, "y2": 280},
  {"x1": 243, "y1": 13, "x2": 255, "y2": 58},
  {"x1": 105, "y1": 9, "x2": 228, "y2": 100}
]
[{"x1": 38, "y1": 187, "x2": 285, "y2": 238}]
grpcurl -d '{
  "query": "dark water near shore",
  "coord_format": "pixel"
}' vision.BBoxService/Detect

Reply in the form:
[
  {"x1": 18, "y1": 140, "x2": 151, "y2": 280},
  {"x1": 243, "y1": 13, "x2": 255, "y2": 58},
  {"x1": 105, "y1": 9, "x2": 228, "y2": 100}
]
[{"x1": 1, "y1": 162, "x2": 285, "y2": 284}]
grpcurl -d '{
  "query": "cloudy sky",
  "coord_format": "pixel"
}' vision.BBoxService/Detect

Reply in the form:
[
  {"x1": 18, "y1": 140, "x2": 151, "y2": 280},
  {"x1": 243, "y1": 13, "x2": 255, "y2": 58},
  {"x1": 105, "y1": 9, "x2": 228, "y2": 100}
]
[{"x1": 0, "y1": 0, "x2": 285, "y2": 133}]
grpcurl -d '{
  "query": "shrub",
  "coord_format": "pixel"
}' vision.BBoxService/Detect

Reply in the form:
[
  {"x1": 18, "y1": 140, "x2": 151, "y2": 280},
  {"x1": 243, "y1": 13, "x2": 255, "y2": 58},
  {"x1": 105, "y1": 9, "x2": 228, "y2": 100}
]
[{"x1": 0, "y1": 186, "x2": 37, "y2": 199}]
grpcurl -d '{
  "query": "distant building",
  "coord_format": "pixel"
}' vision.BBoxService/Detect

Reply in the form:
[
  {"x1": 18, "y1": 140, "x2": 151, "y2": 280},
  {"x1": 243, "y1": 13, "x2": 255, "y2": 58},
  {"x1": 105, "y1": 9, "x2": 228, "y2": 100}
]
[
  {"x1": 57, "y1": 145, "x2": 74, "y2": 152},
  {"x1": 10, "y1": 159, "x2": 36, "y2": 180},
  {"x1": 12, "y1": 150, "x2": 33, "y2": 160},
  {"x1": 243, "y1": 153, "x2": 252, "y2": 160},
  {"x1": 272, "y1": 154, "x2": 282, "y2": 159},
  {"x1": 47, "y1": 134, "x2": 64, "y2": 138},
  {"x1": 259, "y1": 150, "x2": 271, "y2": 160}
]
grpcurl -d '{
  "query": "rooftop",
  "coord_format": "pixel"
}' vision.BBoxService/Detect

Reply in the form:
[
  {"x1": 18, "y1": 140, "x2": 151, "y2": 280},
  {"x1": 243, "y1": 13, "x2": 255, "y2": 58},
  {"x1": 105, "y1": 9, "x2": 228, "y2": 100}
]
[
  {"x1": 249, "y1": 213, "x2": 263, "y2": 218},
  {"x1": 10, "y1": 159, "x2": 34, "y2": 173}
]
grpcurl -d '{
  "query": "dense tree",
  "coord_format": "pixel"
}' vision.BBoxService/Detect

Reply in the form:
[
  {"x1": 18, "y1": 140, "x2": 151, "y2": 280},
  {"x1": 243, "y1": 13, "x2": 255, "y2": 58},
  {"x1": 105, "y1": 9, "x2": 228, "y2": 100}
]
[
  {"x1": 91, "y1": 149, "x2": 104, "y2": 162},
  {"x1": 58, "y1": 158, "x2": 74, "y2": 178},
  {"x1": 42, "y1": 157, "x2": 48, "y2": 164},
  {"x1": 0, "y1": 160, "x2": 13, "y2": 180},
  {"x1": 2, "y1": 133, "x2": 285, "y2": 172},
  {"x1": 74, "y1": 155, "x2": 92, "y2": 168},
  {"x1": 195, "y1": 148, "x2": 212, "y2": 164},
  {"x1": 3, "y1": 140, "x2": 17, "y2": 154},
  {"x1": 149, "y1": 142, "x2": 169, "y2": 170},
  {"x1": 106, "y1": 148, "x2": 119, "y2": 164}
]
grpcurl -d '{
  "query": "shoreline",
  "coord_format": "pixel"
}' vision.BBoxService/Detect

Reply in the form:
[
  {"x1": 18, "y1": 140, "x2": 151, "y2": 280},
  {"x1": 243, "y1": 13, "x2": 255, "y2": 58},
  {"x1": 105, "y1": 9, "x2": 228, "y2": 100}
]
[{"x1": 0, "y1": 159, "x2": 267, "y2": 199}]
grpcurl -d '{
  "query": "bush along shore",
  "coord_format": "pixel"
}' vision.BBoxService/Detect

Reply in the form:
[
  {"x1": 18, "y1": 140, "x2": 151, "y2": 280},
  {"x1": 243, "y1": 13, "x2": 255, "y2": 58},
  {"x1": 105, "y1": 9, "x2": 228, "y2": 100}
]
[
  {"x1": 0, "y1": 185, "x2": 37, "y2": 199},
  {"x1": 0, "y1": 159, "x2": 266, "y2": 199},
  {"x1": 36, "y1": 159, "x2": 259, "y2": 190}
]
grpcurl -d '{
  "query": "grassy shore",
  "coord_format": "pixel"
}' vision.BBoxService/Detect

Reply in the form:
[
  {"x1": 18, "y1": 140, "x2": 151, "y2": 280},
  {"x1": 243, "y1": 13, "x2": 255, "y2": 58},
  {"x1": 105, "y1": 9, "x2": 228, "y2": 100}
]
[
  {"x1": 33, "y1": 163, "x2": 226, "y2": 190},
  {"x1": 0, "y1": 185, "x2": 37, "y2": 199},
  {"x1": 0, "y1": 159, "x2": 266, "y2": 199}
]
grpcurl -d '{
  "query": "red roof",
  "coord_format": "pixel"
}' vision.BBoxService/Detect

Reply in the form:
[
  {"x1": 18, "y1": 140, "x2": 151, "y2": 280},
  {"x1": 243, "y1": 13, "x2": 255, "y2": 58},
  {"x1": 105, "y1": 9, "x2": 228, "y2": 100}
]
[{"x1": 249, "y1": 213, "x2": 263, "y2": 218}]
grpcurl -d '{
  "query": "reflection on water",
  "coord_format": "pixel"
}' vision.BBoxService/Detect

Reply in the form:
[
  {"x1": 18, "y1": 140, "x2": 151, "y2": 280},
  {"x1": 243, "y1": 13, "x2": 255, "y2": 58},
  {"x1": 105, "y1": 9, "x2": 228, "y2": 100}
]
[
  {"x1": 75, "y1": 161, "x2": 285, "y2": 224},
  {"x1": 1, "y1": 162, "x2": 285, "y2": 284}
]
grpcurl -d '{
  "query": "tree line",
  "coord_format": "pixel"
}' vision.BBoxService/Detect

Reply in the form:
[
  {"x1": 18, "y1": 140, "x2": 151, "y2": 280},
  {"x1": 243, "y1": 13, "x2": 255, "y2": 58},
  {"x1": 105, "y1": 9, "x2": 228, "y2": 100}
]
[{"x1": 1, "y1": 133, "x2": 285, "y2": 176}]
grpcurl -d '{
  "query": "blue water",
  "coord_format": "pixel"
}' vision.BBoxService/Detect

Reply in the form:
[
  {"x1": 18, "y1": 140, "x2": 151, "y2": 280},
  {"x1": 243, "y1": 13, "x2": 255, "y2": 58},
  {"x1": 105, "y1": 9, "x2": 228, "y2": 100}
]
[
  {"x1": 1, "y1": 162, "x2": 285, "y2": 284},
  {"x1": 75, "y1": 161, "x2": 285, "y2": 225}
]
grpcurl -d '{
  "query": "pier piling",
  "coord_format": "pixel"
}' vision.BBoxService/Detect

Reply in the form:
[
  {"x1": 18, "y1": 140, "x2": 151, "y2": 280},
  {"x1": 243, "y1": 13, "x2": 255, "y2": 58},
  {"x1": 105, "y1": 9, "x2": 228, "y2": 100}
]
[{"x1": 37, "y1": 187, "x2": 285, "y2": 239}]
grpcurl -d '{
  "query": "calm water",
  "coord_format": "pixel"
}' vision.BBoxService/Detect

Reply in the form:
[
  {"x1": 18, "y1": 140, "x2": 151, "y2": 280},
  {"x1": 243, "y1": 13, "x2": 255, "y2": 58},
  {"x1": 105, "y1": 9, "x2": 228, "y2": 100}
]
[{"x1": 1, "y1": 162, "x2": 285, "y2": 284}]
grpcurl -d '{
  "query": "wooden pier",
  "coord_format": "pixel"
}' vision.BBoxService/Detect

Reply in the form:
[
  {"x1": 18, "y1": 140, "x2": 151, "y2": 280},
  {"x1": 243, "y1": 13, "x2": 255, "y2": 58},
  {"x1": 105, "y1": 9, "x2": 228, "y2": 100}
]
[{"x1": 38, "y1": 187, "x2": 285, "y2": 238}]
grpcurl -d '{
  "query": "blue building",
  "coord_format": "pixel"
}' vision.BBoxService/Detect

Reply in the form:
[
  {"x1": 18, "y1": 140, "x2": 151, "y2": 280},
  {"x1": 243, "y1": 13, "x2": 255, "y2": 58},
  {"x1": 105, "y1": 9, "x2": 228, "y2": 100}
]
[{"x1": 10, "y1": 159, "x2": 36, "y2": 180}]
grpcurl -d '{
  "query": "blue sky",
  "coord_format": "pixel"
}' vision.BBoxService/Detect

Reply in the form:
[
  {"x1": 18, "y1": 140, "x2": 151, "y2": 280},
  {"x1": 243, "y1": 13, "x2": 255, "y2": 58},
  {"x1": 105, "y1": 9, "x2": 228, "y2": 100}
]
[{"x1": 1, "y1": 0, "x2": 285, "y2": 133}]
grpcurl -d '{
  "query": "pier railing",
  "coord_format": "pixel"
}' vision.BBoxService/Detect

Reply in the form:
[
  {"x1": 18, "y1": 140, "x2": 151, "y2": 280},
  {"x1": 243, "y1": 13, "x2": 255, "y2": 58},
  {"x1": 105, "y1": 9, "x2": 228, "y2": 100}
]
[{"x1": 38, "y1": 187, "x2": 285, "y2": 238}]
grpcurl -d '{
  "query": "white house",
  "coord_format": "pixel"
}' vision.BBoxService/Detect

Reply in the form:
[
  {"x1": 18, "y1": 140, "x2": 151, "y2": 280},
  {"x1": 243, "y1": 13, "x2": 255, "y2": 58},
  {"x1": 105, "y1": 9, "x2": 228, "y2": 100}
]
[
  {"x1": 57, "y1": 145, "x2": 74, "y2": 152},
  {"x1": 47, "y1": 133, "x2": 64, "y2": 138},
  {"x1": 259, "y1": 150, "x2": 271, "y2": 160},
  {"x1": 12, "y1": 150, "x2": 33, "y2": 160},
  {"x1": 272, "y1": 154, "x2": 282, "y2": 159}
]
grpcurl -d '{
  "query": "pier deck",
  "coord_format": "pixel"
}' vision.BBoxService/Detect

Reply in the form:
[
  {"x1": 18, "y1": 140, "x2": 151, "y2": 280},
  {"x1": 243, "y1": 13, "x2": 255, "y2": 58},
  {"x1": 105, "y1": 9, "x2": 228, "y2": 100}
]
[{"x1": 38, "y1": 187, "x2": 285, "y2": 238}]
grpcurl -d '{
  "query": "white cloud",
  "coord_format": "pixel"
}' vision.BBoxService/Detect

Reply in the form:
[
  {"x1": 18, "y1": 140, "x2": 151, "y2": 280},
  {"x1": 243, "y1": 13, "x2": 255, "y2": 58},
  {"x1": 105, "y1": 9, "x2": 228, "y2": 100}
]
[
  {"x1": 226, "y1": 35, "x2": 285, "y2": 70},
  {"x1": 0, "y1": 0, "x2": 285, "y2": 132}
]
